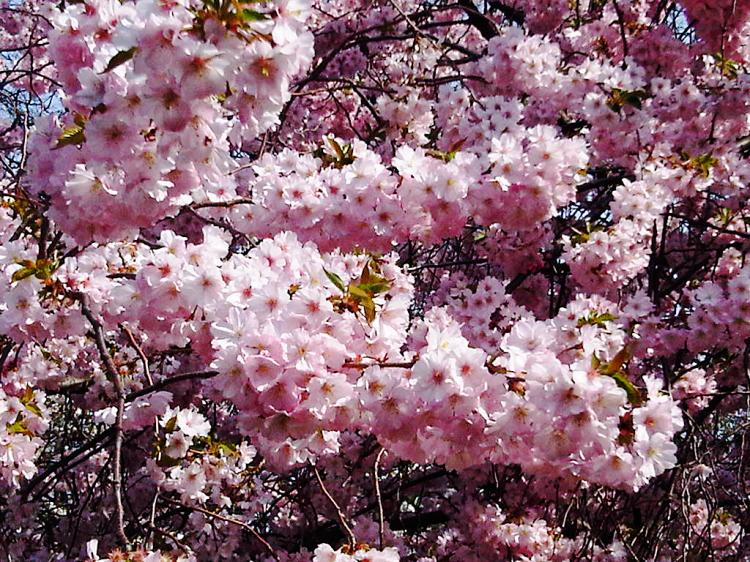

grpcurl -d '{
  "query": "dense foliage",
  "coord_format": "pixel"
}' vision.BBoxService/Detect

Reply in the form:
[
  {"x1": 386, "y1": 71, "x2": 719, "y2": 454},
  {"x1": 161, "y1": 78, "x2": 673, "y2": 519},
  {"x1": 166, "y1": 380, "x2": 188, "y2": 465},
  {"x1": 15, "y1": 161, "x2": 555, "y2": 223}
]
[{"x1": 0, "y1": 0, "x2": 749, "y2": 560}]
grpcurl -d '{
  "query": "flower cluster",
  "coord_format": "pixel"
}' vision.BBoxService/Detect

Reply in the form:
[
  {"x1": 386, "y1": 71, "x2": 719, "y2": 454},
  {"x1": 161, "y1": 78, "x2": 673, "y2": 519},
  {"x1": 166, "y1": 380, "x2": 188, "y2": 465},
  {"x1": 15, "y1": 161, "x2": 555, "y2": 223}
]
[
  {"x1": 312, "y1": 545, "x2": 399, "y2": 562},
  {"x1": 26, "y1": 0, "x2": 313, "y2": 243},
  {"x1": 112, "y1": 228, "x2": 412, "y2": 467},
  {"x1": 3, "y1": 0, "x2": 750, "y2": 559},
  {"x1": 688, "y1": 499, "x2": 743, "y2": 554}
]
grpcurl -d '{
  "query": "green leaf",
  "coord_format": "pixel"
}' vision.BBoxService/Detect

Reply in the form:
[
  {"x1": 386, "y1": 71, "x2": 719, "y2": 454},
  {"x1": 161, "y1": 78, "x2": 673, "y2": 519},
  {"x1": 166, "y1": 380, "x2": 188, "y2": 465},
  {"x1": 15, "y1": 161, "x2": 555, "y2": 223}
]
[
  {"x1": 716, "y1": 207, "x2": 734, "y2": 226},
  {"x1": 347, "y1": 285, "x2": 371, "y2": 300},
  {"x1": 712, "y1": 53, "x2": 739, "y2": 79},
  {"x1": 7, "y1": 418, "x2": 33, "y2": 437},
  {"x1": 357, "y1": 260, "x2": 388, "y2": 287},
  {"x1": 599, "y1": 347, "x2": 630, "y2": 376},
  {"x1": 594, "y1": 348, "x2": 642, "y2": 406},
  {"x1": 610, "y1": 370, "x2": 642, "y2": 406},
  {"x1": 36, "y1": 260, "x2": 58, "y2": 280},
  {"x1": 11, "y1": 259, "x2": 57, "y2": 283},
  {"x1": 347, "y1": 285, "x2": 377, "y2": 325},
  {"x1": 324, "y1": 269, "x2": 346, "y2": 292},
  {"x1": 240, "y1": 8, "x2": 270, "y2": 21},
  {"x1": 55, "y1": 124, "x2": 85, "y2": 149},
  {"x1": 11, "y1": 266, "x2": 36, "y2": 283},
  {"x1": 356, "y1": 281, "x2": 390, "y2": 295},
  {"x1": 101, "y1": 47, "x2": 138, "y2": 74},
  {"x1": 427, "y1": 139, "x2": 466, "y2": 162},
  {"x1": 623, "y1": 91, "x2": 645, "y2": 109},
  {"x1": 24, "y1": 401, "x2": 43, "y2": 417},
  {"x1": 20, "y1": 388, "x2": 42, "y2": 417},
  {"x1": 73, "y1": 112, "x2": 88, "y2": 127},
  {"x1": 687, "y1": 153, "x2": 717, "y2": 178},
  {"x1": 607, "y1": 88, "x2": 648, "y2": 112},
  {"x1": 359, "y1": 295, "x2": 376, "y2": 324},
  {"x1": 164, "y1": 416, "x2": 177, "y2": 433},
  {"x1": 216, "y1": 441, "x2": 238, "y2": 456},
  {"x1": 426, "y1": 148, "x2": 458, "y2": 162},
  {"x1": 577, "y1": 311, "x2": 618, "y2": 328}
]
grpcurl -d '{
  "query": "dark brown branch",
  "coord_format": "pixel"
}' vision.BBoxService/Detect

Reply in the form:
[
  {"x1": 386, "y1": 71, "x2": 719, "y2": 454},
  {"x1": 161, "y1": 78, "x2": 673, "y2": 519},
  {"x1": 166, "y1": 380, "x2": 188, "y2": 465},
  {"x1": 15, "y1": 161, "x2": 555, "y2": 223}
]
[
  {"x1": 121, "y1": 325, "x2": 153, "y2": 386},
  {"x1": 20, "y1": 427, "x2": 115, "y2": 501},
  {"x1": 313, "y1": 465, "x2": 357, "y2": 551},
  {"x1": 161, "y1": 497, "x2": 278, "y2": 560},
  {"x1": 190, "y1": 198, "x2": 254, "y2": 209},
  {"x1": 342, "y1": 360, "x2": 415, "y2": 370},
  {"x1": 669, "y1": 213, "x2": 750, "y2": 239},
  {"x1": 458, "y1": 0, "x2": 499, "y2": 39},
  {"x1": 76, "y1": 293, "x2": 129, "y2": 547},
  {"x1": 125, "y1": 370, "x2": 219, "y2": 402}
]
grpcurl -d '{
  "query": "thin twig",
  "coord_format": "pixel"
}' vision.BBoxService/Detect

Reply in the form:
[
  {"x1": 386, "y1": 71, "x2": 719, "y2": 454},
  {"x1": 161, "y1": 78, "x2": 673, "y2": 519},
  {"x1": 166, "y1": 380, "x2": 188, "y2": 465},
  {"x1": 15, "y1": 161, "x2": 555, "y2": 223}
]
[
  {"x1": 148, "y1": 522, "x2": 193, "y2": 555},
  {"x1": 77, "y1": 293, "x2": 129, "y2": 547},
  {"x1": 612, "y1": 0, "x2": 629, "y2": 68},
  {"x1": 669, "y1": 213, "x2": 750, "y2": 239},
  {"x1": 121, "y1": 325, "x2": 153, "y2": 386},
  {"x1": 161, "y1": 497, "x2": 277, "y2": 560},
  {"x1": 313, "y1": 464, "x2": 357, "y2": 551},
  {"x1": 120, "y1": 326, "x2": 160, "y2": 551},
  {"x1": 20, "y1": 427, "x2": 114, "y2": 500},
  {"x1": 190, "y1": 198, "x2": 254, "y2": 209},
  {"x1": 147, "y1": 492, "x2": 160, "y2": 551},
  {"x1": 388, "y1": 0, "x2": 426, "y2": 38},
  {"x1": 373, "y1": 448, "x2": 387, "y2": 549},
  {"x1": 125, "y1": 370, "x2": 219, "y2": 402},
  {"x1": 342, "y1": 360, "x2": 416, "y2": 370}
]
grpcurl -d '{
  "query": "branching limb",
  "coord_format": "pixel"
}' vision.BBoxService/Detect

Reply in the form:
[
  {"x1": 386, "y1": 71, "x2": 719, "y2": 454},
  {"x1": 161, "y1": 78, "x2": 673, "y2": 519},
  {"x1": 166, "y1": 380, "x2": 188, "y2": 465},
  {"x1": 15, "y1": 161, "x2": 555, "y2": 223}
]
[
  {"x1": 77, "y1": 293, "x2": 129, "y2": 547},
  {"x1": 312, "y1": 464, "x2": 357, "y2": 551}
]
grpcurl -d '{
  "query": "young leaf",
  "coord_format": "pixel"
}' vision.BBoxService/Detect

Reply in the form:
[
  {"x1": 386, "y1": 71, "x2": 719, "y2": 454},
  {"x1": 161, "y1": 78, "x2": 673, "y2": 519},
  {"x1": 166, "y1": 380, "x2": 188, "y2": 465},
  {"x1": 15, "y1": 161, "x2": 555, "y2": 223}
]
[
  {"x1": 55, "y1": 124, "x2": 85, "y2": 149},
  {"x1": 356, "y1": 281, "x2": 390, "y2": 295},
  {"x1": 359, "y1": 294, "x2": 376, "y2": 324},
  {"x1": 101, "y1": 47, "x2": 138, "y2": 74},
  {"x1": 21, "y1": 395, "x2": 43, "y2": 418},
  {"x1": 11, "y1": 266, "x2": 36, "y2": 283},
  {"x1": 347, "y1": 285, "x2": 371, "y2": 300},
  {"x1": 241, "y1": 8, "x2": 270, "y2": 22},
  {"x1": 357, "y1": 260, "x2": 388, "y2": 288},
  {"x1": 600, "y1": 346, "x2": 631, "y2": 376},
  {"x1": 11, "y1": 259, "x2": 57, "y2": 283},
  {"x1": 577, "y1": 311, "x2": 618, "y2": 328},
  {"x1": 324, "y1": 268, "x2": 346, "y2": 292},
  {"x1": 7, "y1": 418, "x2": 33, "y2": 437},
  {"x1": 328, "y1": 137, "x2": 346, "y2": 160},
  {"x1": 73, "y1": 112, "x2": 88, "y2": 127},
  {"x1": 607, "y1": 88, "x2": 648, "y2": 112},
  {"x1": 610, "y1": 370, "x2": 642, "y2": 406}
]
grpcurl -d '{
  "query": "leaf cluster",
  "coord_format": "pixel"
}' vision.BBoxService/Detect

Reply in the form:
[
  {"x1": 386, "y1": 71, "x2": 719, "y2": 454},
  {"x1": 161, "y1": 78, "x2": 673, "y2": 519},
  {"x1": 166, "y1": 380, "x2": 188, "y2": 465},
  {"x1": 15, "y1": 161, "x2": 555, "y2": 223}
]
[{"x1": 325, "y1": 260, "x2": 392, "y2": 324}]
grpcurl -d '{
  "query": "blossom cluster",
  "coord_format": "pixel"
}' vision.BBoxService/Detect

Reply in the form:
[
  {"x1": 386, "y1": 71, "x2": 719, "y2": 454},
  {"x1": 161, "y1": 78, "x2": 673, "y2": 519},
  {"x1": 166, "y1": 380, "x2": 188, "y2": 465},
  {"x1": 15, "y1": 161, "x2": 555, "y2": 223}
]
[
  {"x1": 312, "y1": 545, "x2": 399, "y2": 562},
  {"x1": 26, "y1": 0, "x2": 313, "y2": 243},
  {"x1": 2, "y1": 0, "x2": 750, "y2": 560},
  {"x1": 111, "y1": 228, "x2": 412, "y2": 467}
]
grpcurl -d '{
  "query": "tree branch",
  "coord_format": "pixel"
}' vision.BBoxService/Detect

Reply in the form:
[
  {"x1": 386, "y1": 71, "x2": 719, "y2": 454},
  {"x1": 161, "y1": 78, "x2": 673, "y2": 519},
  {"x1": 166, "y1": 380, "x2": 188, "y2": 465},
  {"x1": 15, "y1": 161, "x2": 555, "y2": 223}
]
[{"x1": 77, "y1": 293, "x2": 129, "y2": 547}]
